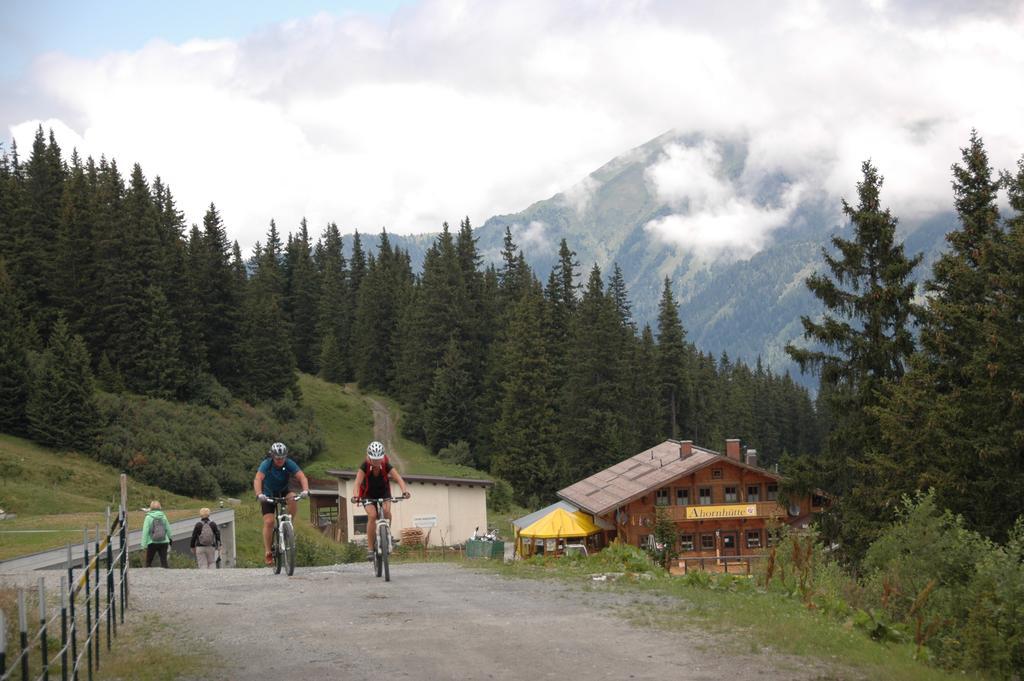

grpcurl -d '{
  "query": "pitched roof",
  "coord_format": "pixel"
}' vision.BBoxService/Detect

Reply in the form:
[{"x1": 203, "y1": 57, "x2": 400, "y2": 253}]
[
  {"x1": 518, "y1": 507, "x2": 601, "y2": 539},
  {"x1": 557, "y1": 439, "x2": 781, "y2": 515}
]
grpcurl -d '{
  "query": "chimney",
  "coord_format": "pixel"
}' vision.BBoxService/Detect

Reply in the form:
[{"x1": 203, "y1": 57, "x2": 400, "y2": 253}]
[
  {"x1": 679, "y1": 440, "x2": 693, "y2": 459},
  {"x1": 725, "y1": 439, "x2": 741, "y2": 461},
  {"x1": 745, "y1": 449, "x2": 758, "y2": 468}
]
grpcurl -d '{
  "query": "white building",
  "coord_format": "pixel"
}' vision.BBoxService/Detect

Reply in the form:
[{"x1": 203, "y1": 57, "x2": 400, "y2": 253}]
[{"x1": 310, "y1": 471, "x2": 492, "y2": 547}]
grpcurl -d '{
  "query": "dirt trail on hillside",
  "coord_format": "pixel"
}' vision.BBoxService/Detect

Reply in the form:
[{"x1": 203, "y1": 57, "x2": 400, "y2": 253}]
[
  {"x1": 366, "y1": 395, "x2": 404, "y2": 468},
  {"x1": 19, "y1": 563, "x2": 852, "y2": 681}
]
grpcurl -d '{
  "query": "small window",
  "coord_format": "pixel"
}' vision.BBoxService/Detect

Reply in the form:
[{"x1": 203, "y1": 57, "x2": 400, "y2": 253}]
[
  {"x1": 699, "y1": 487, "x2": 713, "y2": 505},
  {"x1": 675, "y1": 488, "x2": 690, "y2": 506},
  {"x1": 353, "y1": 514, "x2": 368, "y2": 535},
  {"x1": 655, "y1": 488, "x2": 670, "y2": 507},
  {"x1": 747, "y1": 485, "x2": 760, "y2": 502},
  {"x1": 711, "y1": 468, "x2": 723, "y2": 480},
  {"x1": 724, "y1": 486, "x2": 738, "y2": 503},
  {"x1": 746, "y1": 530, "x2": 762, "y2": 549},
  {"x1": 700, "y1": 534, "x2": 716, "y2": 550},
  {"x1": 766, "y1": 483, "x2": 779, "y2": 501},
  {"x1": 679, "y1": 534, "x2": 695, "y2": 551}
]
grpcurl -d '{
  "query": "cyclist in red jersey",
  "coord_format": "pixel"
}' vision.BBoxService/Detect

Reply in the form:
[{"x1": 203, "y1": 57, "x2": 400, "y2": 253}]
[{"x1": 351, "y1": 441, "x2": 410, "y2": 557}]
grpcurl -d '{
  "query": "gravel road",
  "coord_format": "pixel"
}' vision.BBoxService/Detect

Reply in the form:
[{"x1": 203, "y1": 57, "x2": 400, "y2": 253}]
[{"x1": 85, "y1": 562, "x2": 846, "y2": 681}]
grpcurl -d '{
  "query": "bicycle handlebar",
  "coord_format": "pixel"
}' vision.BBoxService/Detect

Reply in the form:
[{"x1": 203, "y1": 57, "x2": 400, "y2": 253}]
[
  {"x1": 260, "y1": 491, "x2": 309, "y2": 502},
  {"x1": 351, "y1": 496, "x2": 408, "y2": 504}
]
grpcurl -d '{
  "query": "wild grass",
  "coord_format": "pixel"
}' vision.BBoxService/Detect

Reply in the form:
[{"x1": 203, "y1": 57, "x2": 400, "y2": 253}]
[
  {"x1": 295, "y1": 375, "x2": 374, "y2": 479},
  {"x1": 481, "y1": 544, "x2": 973, "y2": 681},
  {"x1": 298, "y1": 375, "x2": 491, "y2": 478}
]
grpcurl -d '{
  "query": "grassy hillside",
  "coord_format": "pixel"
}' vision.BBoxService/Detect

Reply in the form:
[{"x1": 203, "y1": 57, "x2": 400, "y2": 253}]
[
  {"x1": 2, "y1": 377, "x2": 514, "y2": 563},
  {"x1": 298, "y1": 374, "x2": 489, "y2": 479},
  {"x1": 0, "y1": 434, "x2": 209, "y2": 559}
]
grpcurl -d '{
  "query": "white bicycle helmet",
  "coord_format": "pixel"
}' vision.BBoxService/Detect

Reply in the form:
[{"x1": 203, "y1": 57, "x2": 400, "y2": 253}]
[
  {"x1": 366, "y1": 441, "x2": 385, "y2": 460},
  {"x1": 270, "y1": 442, "x2": 288, "y2": 459}
]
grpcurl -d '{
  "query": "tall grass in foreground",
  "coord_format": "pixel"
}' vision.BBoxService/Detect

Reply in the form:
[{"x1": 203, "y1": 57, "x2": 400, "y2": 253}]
[{"x1": 485, "y1": 537, "x2": 998, "y2": 681}]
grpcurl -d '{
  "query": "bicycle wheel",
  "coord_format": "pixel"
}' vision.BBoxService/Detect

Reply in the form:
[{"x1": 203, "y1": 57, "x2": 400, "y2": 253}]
[
  {"x1": 373, "y1": 542, "x2": 382, "y2": 578},
  {"x1": 381, "y1": 525, "x2": 391, "y2": 582},
  {"x1": 283, "y1": 522, "x2": 296, "y2": 576},
  {"x1": 273, "y1": 528, "x2": 282, "y2": 574}
]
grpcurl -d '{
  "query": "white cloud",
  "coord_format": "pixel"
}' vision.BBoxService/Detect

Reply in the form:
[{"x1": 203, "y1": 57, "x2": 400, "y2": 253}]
[
  {"x1": 561, "y1": 176, "x2": 600, "y2": 216},
  {"x1": 644, "y1": 141, "x2": 804, "y2": 259},
  {"x1": 5, "y1": 0, "x2": 1024, "y2": 255},
  {"x1": 513, "y1": 220, "x2": 550, "y2": 250}
]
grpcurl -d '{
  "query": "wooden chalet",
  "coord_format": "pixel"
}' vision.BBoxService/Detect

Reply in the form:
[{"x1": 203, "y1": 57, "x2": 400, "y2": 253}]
[{"x1": 557, "y1": 438, "x2": 828, "y2": 572}]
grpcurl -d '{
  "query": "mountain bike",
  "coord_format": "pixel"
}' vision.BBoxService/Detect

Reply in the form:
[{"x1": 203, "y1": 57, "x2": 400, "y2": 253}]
[
  {"x1": 353, "y1": 497, "x2": 405, "y2": 582},
  {"x1": 267, "y1": 492, "x2": 306, "y2": 576}
]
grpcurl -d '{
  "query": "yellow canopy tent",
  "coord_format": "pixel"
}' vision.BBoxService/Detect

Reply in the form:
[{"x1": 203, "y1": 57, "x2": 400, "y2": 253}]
[{"x1": 517, "y1": 507, "x2": 600, "y2": 557}]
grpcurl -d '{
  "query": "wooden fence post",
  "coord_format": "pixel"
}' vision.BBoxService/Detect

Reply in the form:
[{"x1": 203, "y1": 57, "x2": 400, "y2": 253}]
[
  {"x1": 60, "y1": 577, "x2": 68, "y2": 681},
  {"x1": 18, "y1": 589, "x2": 29, "y2": 681},
  {"x1": 38, "y1": 577, "x2": 49, "y2": 681}
]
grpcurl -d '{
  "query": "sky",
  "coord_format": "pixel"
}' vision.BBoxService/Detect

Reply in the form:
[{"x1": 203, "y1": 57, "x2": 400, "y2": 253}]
[{"x1": 3, "y1": 0, "x2": 1024, "y2": 256}]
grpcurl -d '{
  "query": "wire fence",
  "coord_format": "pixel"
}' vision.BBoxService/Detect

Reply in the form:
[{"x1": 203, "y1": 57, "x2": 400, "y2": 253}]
[{"x1": 0, "y1": 475, "x2": 131, "y2": 681}]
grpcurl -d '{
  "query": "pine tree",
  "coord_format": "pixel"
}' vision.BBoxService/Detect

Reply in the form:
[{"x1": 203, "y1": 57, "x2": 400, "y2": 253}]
[
  {"x1": 630, "y1": 325, "x2": 665, "y2": 449},
  {"x1": 26, "y1": 317, "x2": 100, "y2": 451},
  {"x1": 132, "y1": 286, "x2": 186, "y2": 399},
  {"x1": 11, "y1": 127, "x2": 64, "y2": 332},
  {"x1": 316, "y1": 222, "x2": 352, "y2": 383},
  {"x1": 491, "y1": 282, "x2": 559, "y2": 504},
  {"x1": 349, "y1": 230, "x2": 367, "y2": 298},
  {"x1": 393, "y1": 223, "x2": 469, "y2": 440},
  {"x1": 0, "y1": 259, "x2": 30, "y2": 434},
  {"x1": 656, "y1": 278, "x2": 691, "y2": 440},
  {"x1": 559, "y1": 265, "x2": 633, "y2": 483},
  {"x1": 424, "y1": 336, "x2": 475, "y2": 452},
  {"x1": 54, "y1": 150, "x2": 97, "y2": 340},
  {"x1": 196, "y1": 204, "x2": 243, "y2": 390},
  {"x1": 880, "y1": 137, "x2": 1022, "y2": 540},
  {"x1": 116, "y1": 164, "x2": 168, "y2": 390},
  {"x1": 352, "y1": 231, "x2": 411, "y2": 393},
  {"x1": 236, "y1": 222, "x2": 296, "y2": 401},
  {"x1": 284, "y1": 219, "x2": 320, "y2": 373},
  {"x1": 785, "y1": 159, "x2": 921, "y2": 559}
]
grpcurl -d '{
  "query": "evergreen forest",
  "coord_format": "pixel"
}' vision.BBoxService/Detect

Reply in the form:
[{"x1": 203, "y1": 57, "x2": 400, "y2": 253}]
[
  {"x1": 1, "y1": 125, "x2": 1022, "y2": 556},
  {"x1": 2, "y1": 125, "x2": 1024, "y2": 675},
  {"x1": 0, "y1": 126, "x2": 819, "y2": 506}
]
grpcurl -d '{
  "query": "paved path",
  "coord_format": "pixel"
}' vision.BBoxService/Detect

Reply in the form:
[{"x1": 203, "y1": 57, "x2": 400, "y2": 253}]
[{"x1": 114, "y1": 563, "x2": 845, "y2": 680}]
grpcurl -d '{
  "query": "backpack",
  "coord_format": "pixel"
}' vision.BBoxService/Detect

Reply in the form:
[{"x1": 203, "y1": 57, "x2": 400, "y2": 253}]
[
  {"x1": 198, "y1": 520, "x2": 215, "y2": 547},
  {"x1": 150, "y1": 516, "x2": 166, "y2": 542},
  {"x1": 359, "y1": 456, "x2": 391, "y2": 498}
]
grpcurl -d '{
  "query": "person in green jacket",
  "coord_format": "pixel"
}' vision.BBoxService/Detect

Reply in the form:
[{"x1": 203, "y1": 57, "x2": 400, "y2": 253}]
[{"x1": 142, "y1": 500, "x2": 173, "y2": 568}]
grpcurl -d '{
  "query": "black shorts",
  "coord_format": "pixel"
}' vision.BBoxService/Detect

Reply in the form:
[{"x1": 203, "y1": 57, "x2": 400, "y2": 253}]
[
  {"x1": 261, "y1": 492, "x2": 292, "y2": 516},
  {"x1": 361, "y1": 498, "x2": 389, "y2": 512}
]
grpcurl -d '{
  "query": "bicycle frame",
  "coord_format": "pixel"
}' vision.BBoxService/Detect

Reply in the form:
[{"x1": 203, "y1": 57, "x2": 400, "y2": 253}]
[
  {"x1": 355, "y1": 497, "x2": 404, "y2": 581},
  {"x1": 268, "y1": 496, "x2": 297, "y2": 576}
]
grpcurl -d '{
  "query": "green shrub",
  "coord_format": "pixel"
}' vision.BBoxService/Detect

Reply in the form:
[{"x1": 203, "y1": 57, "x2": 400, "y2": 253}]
[
  {"x1": 862, "y1": 492, "x2": 1024, "y2": 676},
  {"x1": 294, "y1": 531, "x2": 364, "y2": 566},
  {"x1": 487, "y1": 478, "x2": 513, "y2": 513},
  {"x1": 93, "y1": 392, "x2": 324, "y2": 498}
]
